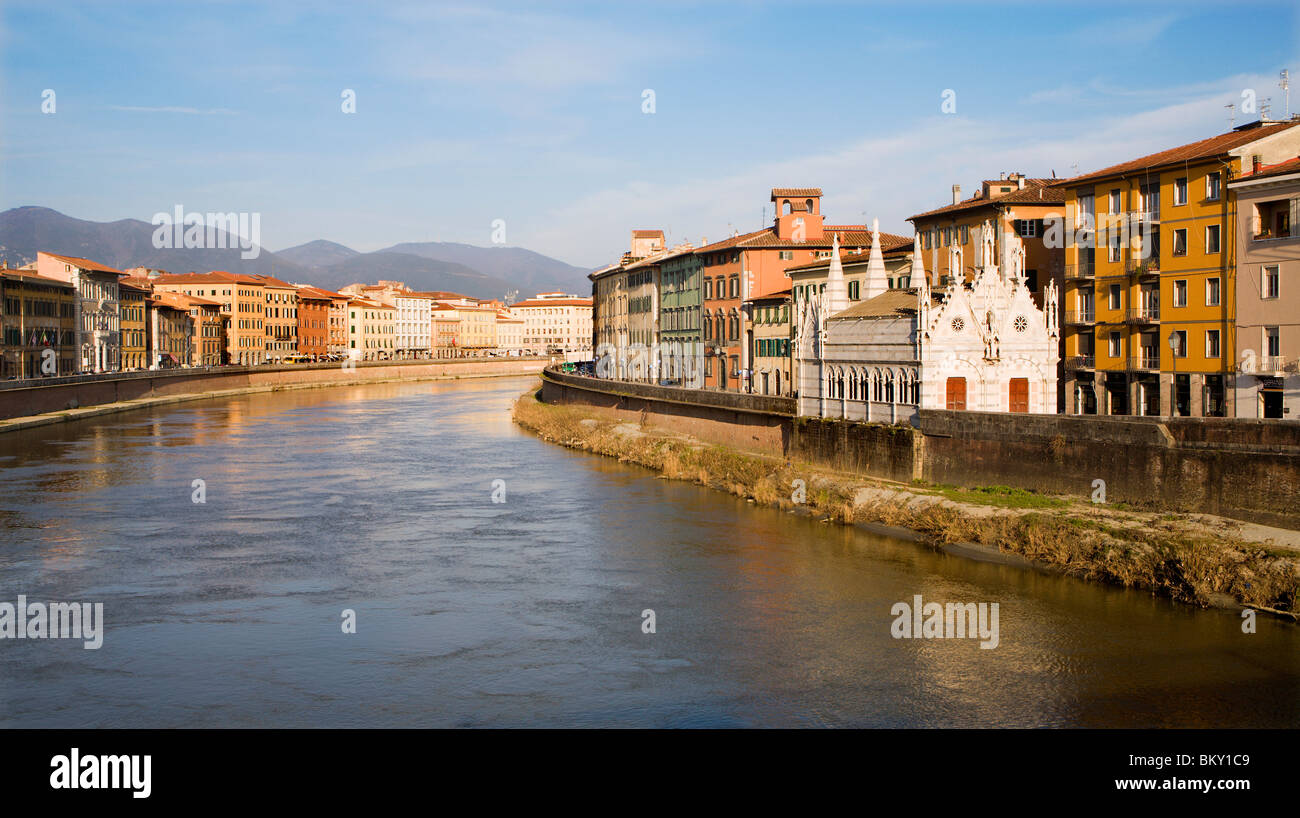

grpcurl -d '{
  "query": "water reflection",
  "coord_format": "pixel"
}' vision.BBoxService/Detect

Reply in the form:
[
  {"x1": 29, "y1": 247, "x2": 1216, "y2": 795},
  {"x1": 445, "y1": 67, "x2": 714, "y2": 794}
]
[{"x1": 0, "y1": 376, "x2": 1296, "y2": 728}]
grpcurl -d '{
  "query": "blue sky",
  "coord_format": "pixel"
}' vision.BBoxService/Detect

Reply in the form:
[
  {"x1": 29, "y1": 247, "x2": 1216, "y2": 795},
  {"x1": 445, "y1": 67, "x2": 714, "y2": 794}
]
[{"x1": 2, "y1": 1, "x2": 1298, "y2": 269}]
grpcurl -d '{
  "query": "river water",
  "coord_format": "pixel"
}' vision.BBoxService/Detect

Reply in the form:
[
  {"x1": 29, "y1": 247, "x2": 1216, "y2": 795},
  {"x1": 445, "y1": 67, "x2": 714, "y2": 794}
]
[{"x1": 0, "y1": 376, "x2": 1296, "y2": 728}]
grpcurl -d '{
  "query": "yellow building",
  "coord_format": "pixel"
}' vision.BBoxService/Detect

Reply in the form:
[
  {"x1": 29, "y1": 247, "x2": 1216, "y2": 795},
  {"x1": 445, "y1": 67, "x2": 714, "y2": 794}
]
[
  {"x1": 251, "y1": 274, "x2": 299, "y2": 362},
  {"x1": 347, "y1": 298, "x2": 396, "y2": 360},
  {"x1": 118, "y1": 280, "x2": 150, "y2": 370},
  {"x1": 1061, "y1": 119, "x2": 1300, "y2": 416},
  {"x1": 153, "y1": 272, "x2": 266, "y2": 365},
  {"x1": 0, "y1": 267, "x2": 77, "y2": 378}
]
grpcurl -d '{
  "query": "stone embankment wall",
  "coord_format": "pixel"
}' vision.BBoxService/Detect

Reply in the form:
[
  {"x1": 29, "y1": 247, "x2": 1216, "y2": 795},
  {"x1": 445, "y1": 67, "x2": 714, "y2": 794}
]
[
  {"x1": 1, "y1": 359, "x2": 547, "y2": 421},
  {"x1": 540, "y1": 368, "x2": 1300, "y2": 529}
]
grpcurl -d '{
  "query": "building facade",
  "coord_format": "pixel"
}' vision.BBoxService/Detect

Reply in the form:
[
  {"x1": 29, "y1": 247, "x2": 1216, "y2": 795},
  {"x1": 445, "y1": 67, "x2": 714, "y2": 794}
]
[
  {"x1": 1227, "y1": 154, "x2": 1300, "y2": 418},
  {"x1": 36, "y1": 252, "x2": 126, "y2": 373},
  {"x1": 0, "y1": 267, "x2": 76, "y2": 378},
  {"x1": 1061, "y1": 119, "x2": 1300, "y2": 417}
]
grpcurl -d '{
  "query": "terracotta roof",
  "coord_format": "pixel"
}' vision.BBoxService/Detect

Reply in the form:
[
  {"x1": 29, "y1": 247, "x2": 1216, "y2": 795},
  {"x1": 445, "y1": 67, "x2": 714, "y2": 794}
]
[
  {"x1": 152, "y1": 272, "x2": 234, "y2": 284},
  {"x1": 245, "y1": 273, "x2": 296, "y2": 288},
  {"x1": 41, "y1": 252, "x2": 125, "y2": 275},
  {"x1": 739, "y1": 229, "x2": 912, "y2": 251},
  {"x1": 0, "y1": 268, "x2": 73, "y2": 287},
  {"x1": 511, "y1": 298, "x2": 592, "y2": 308},
  {"x1": 631, "y1": 229, "x2": 664, "y2": 238},
  {"x1": 349, "y1": 298, "x2": 393, "y2": 309},
  {"x1": 829, "y1": 288, "x2": 934, "y2": 320},
  {"x1": 909, "y1": 179, "x2": 1064, "y2": 221},
  {"x1": 746, "y1": 288, "x2": 792, "y2": 302},
  {"x1": 1234, "y1": 155, "x2": 1300, "y2": 181},
  {"x1": 1063, "y1": 121, "x2": 1300, "y2": 186},
  {"x1": 783, "y1": 244, "x2": 913, "y2": 274},
  {"x1": 118, "y1": 280, "x2": 151, "y2": 294},
  {"x1": 297, "y1": 285, "x2": 346, "y2": 300},
  {"x1": 771, "y1": 188, "x2": 822, "y2": 198}
]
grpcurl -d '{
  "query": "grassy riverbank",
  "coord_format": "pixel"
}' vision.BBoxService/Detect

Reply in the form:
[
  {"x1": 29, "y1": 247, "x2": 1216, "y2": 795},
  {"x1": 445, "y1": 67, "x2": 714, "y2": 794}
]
[{"x1": 513, "y1": 389, "x2": 1300, "y2": 618}]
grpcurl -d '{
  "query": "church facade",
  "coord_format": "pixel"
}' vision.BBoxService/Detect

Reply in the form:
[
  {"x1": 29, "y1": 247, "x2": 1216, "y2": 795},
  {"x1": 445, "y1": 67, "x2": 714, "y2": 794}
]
[{"x1": 797, "y1": 220, "x2": 1059, "y2": 422}]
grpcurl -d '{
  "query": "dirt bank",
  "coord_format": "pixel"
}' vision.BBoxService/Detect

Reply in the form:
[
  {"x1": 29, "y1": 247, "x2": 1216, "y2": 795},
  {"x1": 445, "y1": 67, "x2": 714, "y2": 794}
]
[{"x1": 513, "y1": 388, "x2": 1299, "y2": 619}]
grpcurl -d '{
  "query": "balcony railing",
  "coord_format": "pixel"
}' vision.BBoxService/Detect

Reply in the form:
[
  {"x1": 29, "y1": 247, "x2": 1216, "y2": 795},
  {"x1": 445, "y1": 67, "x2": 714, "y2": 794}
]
[
  {"x1": 1259, "y1": 355, "x2": 1289, "y2": 373},
  {"x1": 1064, "y1": 355, "x2": 1096, "y2": 371},
  {"x1": 1130, "y1": 353, "x2": 1161, "y2": 371},
  {"x1": 1125, "y1": 304, "x2": 1160, "y2": 323},
  {"x1": 1125, "y1": 256, "x2": 1161, "y2": 276},
  {"x1": 1065, "y1": 263, "x2": 1095, "y2": 279},
  {"x1": 1064, "y1": 309, "x2": 1095, "y2": 324},
  {"x1": 1131, "y1": 208, "x2": 1160, "y2": 223}
]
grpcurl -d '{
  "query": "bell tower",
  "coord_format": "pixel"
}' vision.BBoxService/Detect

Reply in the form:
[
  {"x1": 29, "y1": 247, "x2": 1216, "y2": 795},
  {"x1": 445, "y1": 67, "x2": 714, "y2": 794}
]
[{"x1": 771, "y1": 188, "x2": 825, "y2": 242}]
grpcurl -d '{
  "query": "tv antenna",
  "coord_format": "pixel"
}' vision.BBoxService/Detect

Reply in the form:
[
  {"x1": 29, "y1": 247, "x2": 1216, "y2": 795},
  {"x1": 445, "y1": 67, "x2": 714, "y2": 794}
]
[
  {"x1": 1281, "y1": 69, "x2": 1291, "y2": 119},
  {"x1": 1225, "y1": 102, "x2": 1235, "y2": 129}
]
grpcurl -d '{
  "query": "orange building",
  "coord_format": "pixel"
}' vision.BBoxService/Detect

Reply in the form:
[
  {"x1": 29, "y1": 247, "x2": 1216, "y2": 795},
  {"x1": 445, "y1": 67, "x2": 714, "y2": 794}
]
[
  {"x1": 698, "y1": 188, "x2": 910, "y2": 391},
  {"x1": 296, "y1": 286, "x2": 334, "y2": 360}
]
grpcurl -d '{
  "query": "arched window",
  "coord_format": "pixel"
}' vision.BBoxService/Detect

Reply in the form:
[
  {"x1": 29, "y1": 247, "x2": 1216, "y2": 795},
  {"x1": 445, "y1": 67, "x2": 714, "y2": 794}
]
[
  {"x1": 860, "y1": 370, "x2": 869, "y2": 400},
  {"x1": 806, "y1": 198, "x2": 814, "y2": 213},
  {"x1": 873, "y1": 369, "x2": 882, "y2": 402},
  {"x1": 848, "y1": 368, "x2": 857, "y2": 400},
  {"x1": 784, "y1": 200, "x2": 792, "y2": 215},
  {"x1": 885, "y1": 370, "x2": 895, "y2": 403}
]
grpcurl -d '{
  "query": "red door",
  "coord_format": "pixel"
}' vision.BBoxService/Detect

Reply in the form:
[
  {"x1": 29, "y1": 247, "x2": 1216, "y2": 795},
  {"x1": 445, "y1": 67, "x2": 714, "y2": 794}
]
[
  {"x1": 1009, "y1": 378, "x2": 1029, "y2": 413},
  {"x1": 945, "y1": 377, "x2": 967, "y2": 410}
]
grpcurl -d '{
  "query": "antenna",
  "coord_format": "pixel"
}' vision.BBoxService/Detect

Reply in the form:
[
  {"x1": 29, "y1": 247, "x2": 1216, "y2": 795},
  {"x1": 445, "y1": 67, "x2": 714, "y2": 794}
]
[
  {"x1": 1262, "y1": 98, "x2": 1273, "y2": 121},
  {"x1": 1281, "y1": 69, "x2": 1291, "y2": 119},
  {"x1": 1225, "y1": 102, "x2": 1235, "y2": 129}
]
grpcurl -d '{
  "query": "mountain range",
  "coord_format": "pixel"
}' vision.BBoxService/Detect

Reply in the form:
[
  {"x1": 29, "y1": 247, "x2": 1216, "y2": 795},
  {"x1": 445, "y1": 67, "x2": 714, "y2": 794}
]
[{"x1": 0, "y1": 206, "x2": 593, "y2": 300}]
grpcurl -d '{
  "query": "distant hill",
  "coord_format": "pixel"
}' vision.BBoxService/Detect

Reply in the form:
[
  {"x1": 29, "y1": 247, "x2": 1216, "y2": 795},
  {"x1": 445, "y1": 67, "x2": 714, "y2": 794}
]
[
  {"x1": 310, "y1": 252, "x2": 516, "y2": 298},
  {"x1": 275, "y1": 239, "x2": 360, "y2": 270},
  {"x1": 0, "y1": 206, "x2": 312, "y2": 280},
  {"x1": 380, "y1": 240, "x2": 591, "y2": 295},
  {"x1": 0, "y1": 207, "x2": 591, "y2": 301}
]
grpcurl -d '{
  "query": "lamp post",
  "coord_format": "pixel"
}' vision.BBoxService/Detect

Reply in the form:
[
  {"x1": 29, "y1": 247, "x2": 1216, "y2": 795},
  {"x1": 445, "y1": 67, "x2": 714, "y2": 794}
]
[{"x1": 1167, "y1": 330, "x2": 1180, "y2": 418}]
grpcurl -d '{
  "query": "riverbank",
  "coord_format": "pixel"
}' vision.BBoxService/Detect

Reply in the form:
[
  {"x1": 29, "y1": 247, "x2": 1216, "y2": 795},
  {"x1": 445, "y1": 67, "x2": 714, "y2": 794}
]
[
  {"x1": 513, "y1": 387, "x2": 1300, "y2": 619},
  {"x1": 0, "y1": 368, "x2": 538, "y2": 436}
]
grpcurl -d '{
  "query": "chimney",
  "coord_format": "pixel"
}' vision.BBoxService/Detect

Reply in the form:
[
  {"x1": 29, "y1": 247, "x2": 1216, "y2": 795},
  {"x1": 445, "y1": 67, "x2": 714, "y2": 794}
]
[
  {"x1": 952, "y1": 184, "x2": 962, "y2": 205},
  {"x1": 999, "y1": 171, "x2": 1007, "y2": 181},
  {"x1": 1252, "y1": 155, "x2": 1262, "y2": 173},
  {"x1": 1018, "y1": 175, "x2": 1025, "y2": 190}
]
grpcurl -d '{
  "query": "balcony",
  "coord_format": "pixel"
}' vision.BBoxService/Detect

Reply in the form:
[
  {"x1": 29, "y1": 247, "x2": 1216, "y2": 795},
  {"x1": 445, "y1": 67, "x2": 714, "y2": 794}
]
[
  {"x1": 1130, "y1": 208, "x2": 1160, "y2": 224},
  {"x1": 1125, "y1": 256, "x2": 1161, "y2": 277},
  {"x1": 1125, "y1": 304, "x2": 1160, "y2": 324},
  {"x1": 1065, "y1": 262, "x2": 1095, "y2": 280},
  {"x1": 1064, "y1": 309, "x2": 1095, "y2": 324},
  {"x1": 1259, "y1": 355, "x2": 1291, "y2": 373},
  {"x1": 1064, "y1": 355, "x2": 1096, "y2": 371},
  {"x1": 1129, "y1": 352, "x2": 1161, "y2": 371}
]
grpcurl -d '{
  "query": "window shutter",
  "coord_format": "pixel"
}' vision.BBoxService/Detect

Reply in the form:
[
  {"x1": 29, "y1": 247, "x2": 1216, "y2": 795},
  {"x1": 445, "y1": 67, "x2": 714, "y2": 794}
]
[{"x1": 1290, "y1": 198, "x2": 1300, "y2": 238}]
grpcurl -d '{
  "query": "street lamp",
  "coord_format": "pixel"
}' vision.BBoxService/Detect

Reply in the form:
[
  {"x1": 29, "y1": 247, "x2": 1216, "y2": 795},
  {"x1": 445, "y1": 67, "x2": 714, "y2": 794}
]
[{"x1": 1167, "y1": 330, "x2": 1180, "y2": 418}]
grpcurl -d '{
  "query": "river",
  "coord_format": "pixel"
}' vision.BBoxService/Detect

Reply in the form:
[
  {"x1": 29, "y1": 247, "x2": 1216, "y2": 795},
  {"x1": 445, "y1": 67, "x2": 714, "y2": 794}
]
[{"x1": 0, "y1": 376, "x2": 1296, "y2": 727}]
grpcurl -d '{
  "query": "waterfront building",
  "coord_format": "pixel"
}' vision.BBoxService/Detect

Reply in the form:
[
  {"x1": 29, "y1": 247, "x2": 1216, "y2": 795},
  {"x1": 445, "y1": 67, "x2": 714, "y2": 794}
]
[
  {"x1": 1060, "y1": 118, "x2": 1300, "y2": 417},
  {"x1": 250, "y1": 274, "x2": 298, "y2": 362},
  {"x1": 35, "y1": 252, "x2": 127, "y2": 373},
  {"x1": 697, "y1": 189, "x2": 909, "y2": 391},
  {"x1": 146, "y1": 292, "x2": 195, "y2": 369},
  {"x1": 180, "y1": 293, "x2": 225, "y2": 367},
  {"x1": 511, "y1": 293, "x2": 593, "y2": 358},
  {"x1": 432, "y1": 308, "x2": 461, "y2": 357},
  {"x1": 747, "y1": 288, "x2": 792, "y2": 396},
  {"x1": 495, "y1": 308, "x2": 525, "y2": 355},
  {"x1": 658, "y1": 245, "x2": 703, "y2": 383},
  {"x1": 909, "y1": 172, "x2": 1065, "y2": 302},
  {"x1": 152, "y1": 272, "x2": 267, "y2": 365},
  {"x1": 393, "y1": 291, "x2": 435, "y2": 358},
  {"x1": 591, "y1": 260, "x2": 630, "y2": 368},
  {"x1": 118, "y1": 280, "x2": 149, "y2": 370},
  {"x1": 1227, "y1": 154, "x2": 1300, "y2": 418},
  {"x1": 295, "y1": 287, "x2": 333, "y2": 360},
  {"x1": 0, "y1": 267, "x2": 77, "y2": 378},
  {"x1": 347, "y1": 298, "x2": 396, "y2": 360},
  {"x1": 797, "y1": 225, "x2": 1059, "y2": 421}
]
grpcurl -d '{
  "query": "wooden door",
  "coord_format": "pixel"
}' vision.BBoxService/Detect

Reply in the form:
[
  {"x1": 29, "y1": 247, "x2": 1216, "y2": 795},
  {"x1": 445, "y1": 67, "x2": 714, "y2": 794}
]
[
  {"x1": 1009, "y1": 378, "x2": 1029, "y2": 413},
  {"x1": 945, "y1": 377, "x2": 967, "y2": 410}
]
